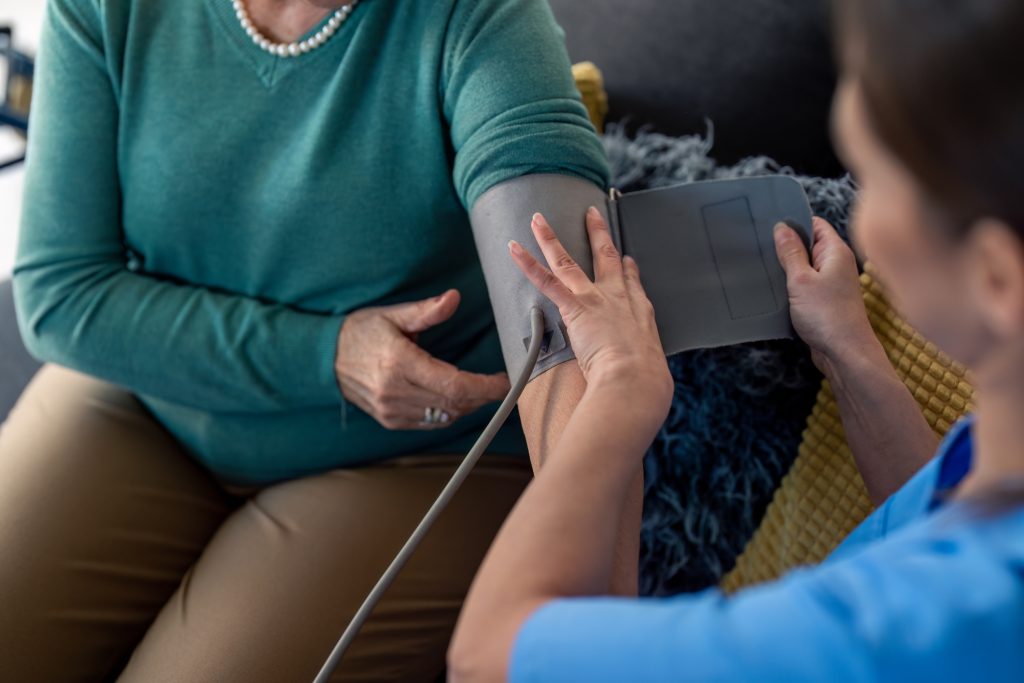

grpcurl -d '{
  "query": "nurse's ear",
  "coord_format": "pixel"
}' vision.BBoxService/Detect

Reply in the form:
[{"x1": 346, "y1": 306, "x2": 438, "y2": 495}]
[{"x1": 965, "y1": 218, "x2": 1024, "y2": 339}]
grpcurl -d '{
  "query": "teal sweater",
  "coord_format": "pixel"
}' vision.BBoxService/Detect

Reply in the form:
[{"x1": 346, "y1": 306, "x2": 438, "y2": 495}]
[{"x1": 15, "y1": 0, "x2": 609, "y2": 483}]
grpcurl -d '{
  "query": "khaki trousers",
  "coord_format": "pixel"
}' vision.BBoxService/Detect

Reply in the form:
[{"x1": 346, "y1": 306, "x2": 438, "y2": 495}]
[{"x1": 0, "y1": 365, "x2": 531, "y2": 682}]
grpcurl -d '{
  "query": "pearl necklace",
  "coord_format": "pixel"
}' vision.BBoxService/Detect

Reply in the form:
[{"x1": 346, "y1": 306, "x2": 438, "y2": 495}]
[{"x1": 231, "y1": 0, "x2": 360, "y2": 58}]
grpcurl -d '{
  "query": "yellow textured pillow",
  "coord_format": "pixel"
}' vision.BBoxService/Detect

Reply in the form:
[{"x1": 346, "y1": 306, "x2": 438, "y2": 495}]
[
  {"x1": 573, "y1": 61, "x2": 609, "y2": 134},
  {"x1": 721, "y1": 264, "x2": 975, "y2": 592}
]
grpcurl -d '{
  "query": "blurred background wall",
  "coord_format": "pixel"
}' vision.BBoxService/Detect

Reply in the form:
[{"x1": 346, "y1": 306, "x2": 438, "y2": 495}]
[{"x1": 0, "y1": 1, "x2": 44, "y2": 278}]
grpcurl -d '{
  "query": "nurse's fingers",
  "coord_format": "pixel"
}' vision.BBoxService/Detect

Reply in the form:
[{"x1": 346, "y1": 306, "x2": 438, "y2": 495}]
[
  {"x1": 584, "y1": 206, "x2": 624, "y2": 286},
  {"x1": 774, "y1": 222, "x2": 814, "y2": 279},
  {"x1": 530, "y1": 213, "x2": 594, "y2": 294},
  {"x1": 623, "y1": 255, "x2": 660, "y2": 338},
  {"x1": 509, "y1": 239, "x2": 577, "y2": 312}
]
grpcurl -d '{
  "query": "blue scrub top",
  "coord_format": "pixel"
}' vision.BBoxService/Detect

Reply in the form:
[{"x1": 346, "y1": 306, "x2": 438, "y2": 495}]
[{"x1": 510, "y1": 417, "x2": 1024, "y2": 682}]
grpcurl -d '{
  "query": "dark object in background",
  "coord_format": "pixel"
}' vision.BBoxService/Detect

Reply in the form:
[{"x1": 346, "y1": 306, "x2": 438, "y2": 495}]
[
  {"x1": 548, "y1": 0, "x2": 842, "y2": 177},
  {"x1": 1, "y1": 25, "x2": 32, "y2": 169},
  {"x1": 0, "y1": 29, "x2": 36, "y2": 420},
  {"x1": 0, "y1": 280, "x2": 39, "y2": 422}
]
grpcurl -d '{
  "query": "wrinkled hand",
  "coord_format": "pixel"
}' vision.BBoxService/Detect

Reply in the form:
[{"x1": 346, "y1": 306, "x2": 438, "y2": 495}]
[
  {"x1": 335, "y1": 290, "x2": 511, "y2": 430},
  {"x1": 774, "y1": 217, "x2": 875, "y2": 374},
  {"x1": 509, "y1": 207, "x2": 673, "y2": 412}
]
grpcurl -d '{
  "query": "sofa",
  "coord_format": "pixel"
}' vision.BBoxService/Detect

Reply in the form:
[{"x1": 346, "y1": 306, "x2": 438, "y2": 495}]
[
  {"x1": 0, "y1": 0, "x2": 839, "y2": 422},
  {"x1": 0, "y1": 278, "x2": 37, "y2": 421}
]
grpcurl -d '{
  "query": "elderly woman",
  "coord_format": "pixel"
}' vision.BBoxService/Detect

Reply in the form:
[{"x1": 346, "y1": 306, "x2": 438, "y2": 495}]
[{"x1": 0, "y1": 0, "x2": 612, "y2": 680}]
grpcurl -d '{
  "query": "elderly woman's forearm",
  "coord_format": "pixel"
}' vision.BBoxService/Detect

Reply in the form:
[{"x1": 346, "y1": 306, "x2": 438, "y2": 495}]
[{"x1": 13, "y1": 261, "x2": 343, "y2": 413}]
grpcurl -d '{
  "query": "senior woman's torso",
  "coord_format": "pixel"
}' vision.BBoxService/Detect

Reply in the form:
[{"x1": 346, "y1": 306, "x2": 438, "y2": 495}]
[{"x1": 85, "y1": 0, "x2": 607, "y2": 481}]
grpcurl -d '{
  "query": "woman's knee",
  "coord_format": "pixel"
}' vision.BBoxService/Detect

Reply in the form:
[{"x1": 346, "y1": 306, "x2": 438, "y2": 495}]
[
  {"x1": 118, "y1": 453, "x2": 531, "y2": 683},
  {"x1": 0, "y1": 364, "x2": 230, "y2": 680}
]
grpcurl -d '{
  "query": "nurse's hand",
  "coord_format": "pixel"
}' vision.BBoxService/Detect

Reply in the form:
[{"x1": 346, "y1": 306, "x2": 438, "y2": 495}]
[
  {"x1": 335, "y1": 291, "x2": 511, "y2": 430},
  {"x1": 774, "y1": 217, "x2": 876, "y2": 375},
  {"x1": 509, "y1": 208, "x2": 673, "y2": 422}
]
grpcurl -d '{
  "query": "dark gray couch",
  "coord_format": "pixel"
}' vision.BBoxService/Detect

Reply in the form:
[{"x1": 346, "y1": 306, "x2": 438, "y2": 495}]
[
  {"x1": 548, "y1": 0, "x2": 840, "y2": 176},
  {"x1": 1, "y1": 278, "x2": 38, "y2": 421},
  {"x1": 0, "y1": 0, "x2": 837, "y2": 424}
]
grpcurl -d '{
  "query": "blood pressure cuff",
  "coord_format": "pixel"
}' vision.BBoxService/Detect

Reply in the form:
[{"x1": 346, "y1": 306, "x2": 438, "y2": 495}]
[{"x1": 470, "y1": 174, "x2": 813, "y2": 382}]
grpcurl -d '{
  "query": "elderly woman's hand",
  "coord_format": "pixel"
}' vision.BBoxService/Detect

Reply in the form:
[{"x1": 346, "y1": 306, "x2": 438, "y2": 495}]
[
  {"x1": 509, "y1": 208, "x2": 673, "y2": 418},
  {"x1": 774, "y1": 217, "x2": 875, "y2": 375},
  {"x1": 335, "y1": 291, "x2": 512, "y2": 430}
]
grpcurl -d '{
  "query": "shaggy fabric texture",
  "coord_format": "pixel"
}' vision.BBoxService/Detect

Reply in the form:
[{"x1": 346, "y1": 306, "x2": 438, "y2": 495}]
[{"x1": 602, "y1": 124, "x2": 858, "y2": 595}]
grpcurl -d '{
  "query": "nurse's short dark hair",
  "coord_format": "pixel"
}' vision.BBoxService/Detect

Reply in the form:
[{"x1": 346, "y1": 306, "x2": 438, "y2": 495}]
[{"x1": 834, "y1": 0, "x2": 1024, "y2": 239}]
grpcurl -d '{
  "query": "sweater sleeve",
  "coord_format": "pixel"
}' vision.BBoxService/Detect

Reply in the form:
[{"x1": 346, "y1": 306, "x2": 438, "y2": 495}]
[
  {"x1": 441, "y1": 0, "x2": 611, "y2": 210},
  {"x1": 13, "y1": 0, "x2": 344, "y2": 413}
]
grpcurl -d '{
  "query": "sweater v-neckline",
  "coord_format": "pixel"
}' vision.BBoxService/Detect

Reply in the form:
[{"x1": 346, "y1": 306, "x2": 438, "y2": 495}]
[{"x1": 205, "y1": 0, "x2": 358, "y2": 88}]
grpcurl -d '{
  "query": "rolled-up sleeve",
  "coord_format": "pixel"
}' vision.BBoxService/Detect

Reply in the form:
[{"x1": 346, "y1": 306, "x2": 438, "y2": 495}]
[{"x1": 440, "y1": 0, "x2": 610, "y2": 210}]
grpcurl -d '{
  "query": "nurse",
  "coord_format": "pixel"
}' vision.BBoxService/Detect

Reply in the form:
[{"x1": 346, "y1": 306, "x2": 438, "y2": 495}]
[{"x1": 449, "y1": 0, "x2": 1024, "y2": 680}]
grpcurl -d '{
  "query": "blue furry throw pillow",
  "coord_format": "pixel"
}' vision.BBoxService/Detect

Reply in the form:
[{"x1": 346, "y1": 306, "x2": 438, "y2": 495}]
[{"x1": 603, "y1": 125, "x2": 857, "y2": 596}]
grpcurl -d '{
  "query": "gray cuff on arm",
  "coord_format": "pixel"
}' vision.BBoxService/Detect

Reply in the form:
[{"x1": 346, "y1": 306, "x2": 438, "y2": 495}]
[{"x1": 470, "y1": 174, "x2": 607, "y2": 382}]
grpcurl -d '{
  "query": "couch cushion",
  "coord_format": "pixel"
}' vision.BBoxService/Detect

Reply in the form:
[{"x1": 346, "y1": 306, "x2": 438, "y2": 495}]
[
  {"x1": 549, "y1": 0, "x2": 842, "y2": 176},
  {"x1": 0, "y1": 279, "x2": 39, "y2": 422}
]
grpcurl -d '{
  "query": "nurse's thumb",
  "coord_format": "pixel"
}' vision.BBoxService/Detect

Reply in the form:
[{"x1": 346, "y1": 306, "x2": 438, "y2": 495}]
[{"x1": 774, "y1": 223, "x2": 813, "y2": 279}]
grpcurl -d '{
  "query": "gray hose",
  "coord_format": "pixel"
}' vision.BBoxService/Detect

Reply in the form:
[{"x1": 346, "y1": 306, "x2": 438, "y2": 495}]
[{"x1": 314, "y1": 306, "x2": 548, "y2": 682}]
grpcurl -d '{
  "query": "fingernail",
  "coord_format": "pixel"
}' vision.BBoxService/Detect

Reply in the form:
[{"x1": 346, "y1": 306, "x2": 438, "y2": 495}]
[
  {"x1": 587, "y1": 206, "x2": 601, "y2": 217},
  {"x1": 532, "y1": 213, "x2": 543, "y2": 224},
  {"x1": 508, "y1": 240, "x2": 522, "y2": 255},
  {"x1": 773, "y1": 222, "x2": 790, "y2": 239}
]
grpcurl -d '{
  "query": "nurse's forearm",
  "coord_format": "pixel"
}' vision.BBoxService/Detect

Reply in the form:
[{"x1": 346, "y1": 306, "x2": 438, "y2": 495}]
[
  {"x1": 823, "y1": 335, "x2": 940, "y2": 505},
  {"x1": 518, "y1": 361, "x2": 643, "y2": 595},
  {"x1": 451, "y1": 379, "x2": 650, "y2": 682}
]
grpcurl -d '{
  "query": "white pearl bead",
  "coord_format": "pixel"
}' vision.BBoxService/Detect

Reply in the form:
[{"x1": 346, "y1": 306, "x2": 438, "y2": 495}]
[{"x1": 232, "y1": 0, "x2": 358, "y2": 58}]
